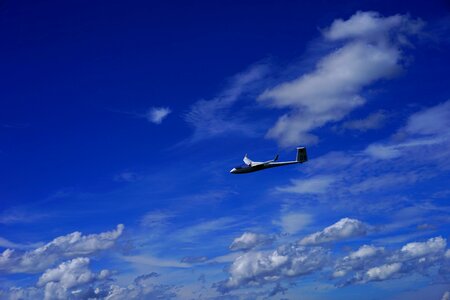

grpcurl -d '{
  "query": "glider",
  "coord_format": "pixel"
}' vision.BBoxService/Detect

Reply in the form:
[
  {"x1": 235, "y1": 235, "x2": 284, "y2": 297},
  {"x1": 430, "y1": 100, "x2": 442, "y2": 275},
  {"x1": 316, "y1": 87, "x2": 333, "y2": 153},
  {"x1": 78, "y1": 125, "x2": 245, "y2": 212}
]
[{"x1": 230, "y1": 147, "x2": 308, "y2": 174}]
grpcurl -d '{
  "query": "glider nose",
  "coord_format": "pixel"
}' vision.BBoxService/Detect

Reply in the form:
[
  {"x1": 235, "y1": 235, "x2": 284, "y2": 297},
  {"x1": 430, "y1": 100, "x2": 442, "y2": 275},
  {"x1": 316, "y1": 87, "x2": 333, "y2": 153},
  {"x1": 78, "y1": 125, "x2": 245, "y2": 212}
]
[{"x1": 230, "y1": 168, "x2": 237, "y2": 174}]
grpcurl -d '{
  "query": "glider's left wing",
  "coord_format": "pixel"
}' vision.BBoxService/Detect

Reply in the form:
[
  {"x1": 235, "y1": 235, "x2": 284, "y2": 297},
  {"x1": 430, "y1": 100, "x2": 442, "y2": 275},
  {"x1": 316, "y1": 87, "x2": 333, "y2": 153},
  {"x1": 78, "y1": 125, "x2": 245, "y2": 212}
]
[{"x1": 243, "y1": 154, "x2": 253, "y2": 166}]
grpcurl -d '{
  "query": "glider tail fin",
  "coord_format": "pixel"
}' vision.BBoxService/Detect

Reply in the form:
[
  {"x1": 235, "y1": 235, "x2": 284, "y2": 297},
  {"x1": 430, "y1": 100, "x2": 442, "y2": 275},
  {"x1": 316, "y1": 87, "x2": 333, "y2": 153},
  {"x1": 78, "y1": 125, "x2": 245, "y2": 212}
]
[
  {"x1": 296, "y1": 147, "x2": 308, "y2": 163},
  {"x1": 274, "y1": 154, "x2": 279, "y2": 162}
]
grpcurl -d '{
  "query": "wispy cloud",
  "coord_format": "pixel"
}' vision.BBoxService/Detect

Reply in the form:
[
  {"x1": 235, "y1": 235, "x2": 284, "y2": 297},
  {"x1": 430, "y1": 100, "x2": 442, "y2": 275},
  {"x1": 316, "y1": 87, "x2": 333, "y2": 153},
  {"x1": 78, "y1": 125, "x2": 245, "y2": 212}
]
[
  {"x1": 276, "y1": 175, "x2": 336, "y2": 195},
  {"x1": 340, "y1": 110, "x2": 388, "y2": 132},
  {"x1": 0, "y1": 208, "x2": 47, "y2": 225},
  {"x1": 184, "y1": 63, "x2": 269, "y2": 142}
]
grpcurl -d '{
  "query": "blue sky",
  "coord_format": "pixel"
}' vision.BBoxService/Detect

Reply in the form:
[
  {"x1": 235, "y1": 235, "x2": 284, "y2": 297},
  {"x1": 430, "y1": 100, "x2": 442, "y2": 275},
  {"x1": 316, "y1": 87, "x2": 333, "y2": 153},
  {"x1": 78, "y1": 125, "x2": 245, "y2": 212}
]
[{"x1": 1, "y1": 0, "x2": 450, "y2": 299}]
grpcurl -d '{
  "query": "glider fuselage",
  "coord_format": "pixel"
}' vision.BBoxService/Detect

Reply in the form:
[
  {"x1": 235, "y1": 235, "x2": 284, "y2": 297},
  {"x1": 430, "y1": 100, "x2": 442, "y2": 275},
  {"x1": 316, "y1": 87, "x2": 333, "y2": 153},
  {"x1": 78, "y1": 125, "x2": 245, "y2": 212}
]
[{"x1": 230, "y1": 161, "x2": 299, "y2": 174}]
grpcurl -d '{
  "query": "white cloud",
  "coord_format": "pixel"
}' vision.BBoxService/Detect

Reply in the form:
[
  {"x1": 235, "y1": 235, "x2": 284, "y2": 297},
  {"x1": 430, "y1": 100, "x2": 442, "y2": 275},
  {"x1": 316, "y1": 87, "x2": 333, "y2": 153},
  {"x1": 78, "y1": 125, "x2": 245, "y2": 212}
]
[
  {"x1": 334, "y1": 236, "x2": 450, "y2": 286},
  {"x1": 217, "y1": 244, "x2": 328, "y2": 292},
  {"x1": 2, "y1": 287, "x2": 42, "y2": 300},
  {"x1": 103, "y1": 274, "x2": 178, "y2": 300},
  {"x1": 276, "y1": 176, "x2": 335, "y2": 194},
  {"x1": 0, "y1": 224, "x2": 124, "y2": 273},
  {"x1": 2, "y1": 260, "x2": 178, "y2": 300},
  {"x1": 405, "y1": 101, "x2": 450, "y2": 135},
  {"x1": 259, "y1": 11, "x2": 422, "y2": 146},
  {"x1": 442, "y1": 291, "x2": 450, "y2": 300},
  {"x1": 299, "y1": 218, "x2": 369, "y2": 245},
  {"x1": 273, "y1": 212, "x2": 312, "y2": 234},
  {"x1": 146, "y1": 107, "x2": 171, "y2": 124},
  {"x1": 365, "y1": 262, "x2": 402, "y2": 281},
  {"x1": 401, "y1": 236, "x2": 446, "y2": 258},
  {"x1": 323, "y1": 11, "x2": 422, "y2": 42},
  {"x1": 229, "y1": 232, "x2": 274, "y2": 251},
  {"x1": 349, "y1": 245, "x2": 384, "y2": 260},
  {"x1": 37, "y1": 257, "x2": 110, "y2": 300},
  {"x1": 333, "y1": 245, "x2": 385, "y2": 278}
]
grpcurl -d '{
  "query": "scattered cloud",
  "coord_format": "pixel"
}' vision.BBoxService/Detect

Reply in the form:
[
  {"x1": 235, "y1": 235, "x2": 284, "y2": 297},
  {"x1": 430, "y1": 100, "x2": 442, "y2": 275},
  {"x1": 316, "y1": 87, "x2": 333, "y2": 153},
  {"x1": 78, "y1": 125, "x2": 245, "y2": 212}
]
[
  {"x1": 217, "y1": 244, "x2": 328, "y2": 292},
  {"x1": 0, "y1": 224, "x2": 124, "y2": 273},
  {"x1": 258, "y1": 11, "x2": 423, "y2": 146},
  {"x1": 336, "y1": 236, "x2": 449, "y2": 285},
  {"x1": 2, "y1": 259, "x2": 179, "y2": 300},
  {"x1": 146, "y1": 107, "x2": 171, "y2": 124},
  {"x1": 273, "y1": 212, "x2": 313, "y2": 234},
  {"x1": 37, "y1": 257, "x2": 111, "y2": 300},
  {"x1": 229, "y1": 232, "x2": 275, "y2": 251},
  {"x1": 299, "y1": 218, "x2": 369, "y2": 245}
]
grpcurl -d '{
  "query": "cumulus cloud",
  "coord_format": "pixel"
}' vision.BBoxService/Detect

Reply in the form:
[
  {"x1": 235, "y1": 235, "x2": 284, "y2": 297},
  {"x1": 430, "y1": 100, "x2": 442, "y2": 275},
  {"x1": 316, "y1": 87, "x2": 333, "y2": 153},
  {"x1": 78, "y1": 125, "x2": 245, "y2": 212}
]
[
  {"x1": 349, "y1": 245, "x2": 385, "y2": 260},
  {"x1": 259, "y1": 11, "x2": 422, "y2": 146},
  {"x1": 146, "y1": 107, "x2": 171, "y2": 124},
  {"x1": 335, "y1": 236, "x2": 450, "y2": 285},
  {"x1": 442, "y1": 291, "x2": 450, "y2": 300},
  {"x1": 37, "y1": 257, "x2": 111, "y2": 300},
  {"x1": 299, "y1": 218, "x2": 369, "y2": 245},
  {"x1": 105, "y1": 280, "x2": 178, "y2": 300},
  {"x1": 229, "y1": 232, "x2": 275, "y2": 251},
  {"x1": 0, "y1": 224, "x2": 124, "y2": 273},
  {"x1": 333, "y1": 245, "x2": 385, "y2": 278},
  {"x1": 2, "y1": 260, "x2": 178, "y2": 300},
  {"x1": 400, "y1": 236, "x2": 446, "y2": 258},
  {"x1": 365, "y1": 262, "x2": 402, "y2": 281},
  {"x1": 217, "y1": 244, "x2": 328, "y2": 292}
]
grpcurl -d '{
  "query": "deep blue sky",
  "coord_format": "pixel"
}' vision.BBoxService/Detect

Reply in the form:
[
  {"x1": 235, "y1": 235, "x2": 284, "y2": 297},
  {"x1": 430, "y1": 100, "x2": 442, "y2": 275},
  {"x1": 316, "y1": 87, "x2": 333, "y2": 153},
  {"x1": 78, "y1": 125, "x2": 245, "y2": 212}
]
[{"x1": 1, "y1": 1, "x2": 450, "y2": 299}]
